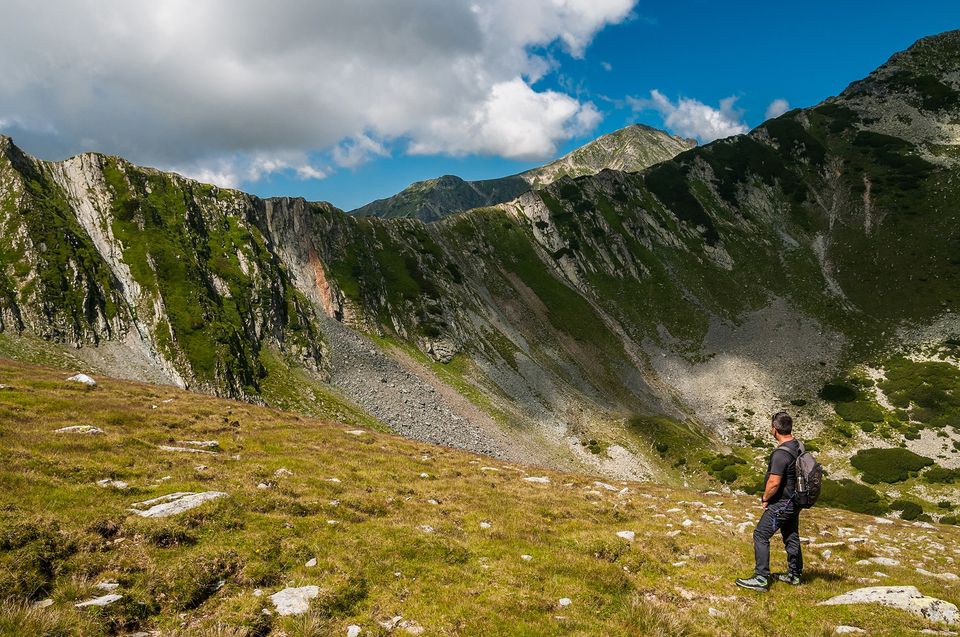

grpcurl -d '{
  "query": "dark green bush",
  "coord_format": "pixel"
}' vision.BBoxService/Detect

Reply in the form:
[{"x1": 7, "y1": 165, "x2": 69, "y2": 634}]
[
  {"x1": 819, "y1": 383, "x2": 857, "y2": 402},
  {"x1": 890, "y1": 499, "x2": 923, "y2": 521},
  {"x1": 818, "y1": 479, "x2": 888, "y2": 515},
  {"x1": 835, "y1": 400, "x2": 885, "y2": 423},
  {"x1": 851, "y1": 448, "x2": 934, "y2": 483},
  {"x1": 923, "y1": 466, "x2": 960, "y2": 484},
  {"x1": 941, "y1": 515, "x2": 958, "y2": 525}
]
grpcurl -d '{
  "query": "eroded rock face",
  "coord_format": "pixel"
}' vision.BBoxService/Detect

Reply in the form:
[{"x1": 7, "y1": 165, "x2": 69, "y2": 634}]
[
  {"x1": 128, "y1": 491, "x2": 228, "y2": 518},
  {"x1": 269, "y1": 585, "x2": 320, "y2": 616},
  {"x1": 819, "y1": 586, "x2": 959, "y2": 625}
]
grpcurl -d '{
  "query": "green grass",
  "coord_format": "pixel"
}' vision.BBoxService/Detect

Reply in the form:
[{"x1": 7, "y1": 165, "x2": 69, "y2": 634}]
[
  {"x1": 818, "y1": 479, "x2": 888, "y2": 516},
  {"x1": 3, "y1": 359, "x2": 960, "y2": 635}
]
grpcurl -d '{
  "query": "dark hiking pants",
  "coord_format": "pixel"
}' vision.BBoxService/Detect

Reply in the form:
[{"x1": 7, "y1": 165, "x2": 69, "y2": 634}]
[{"x1": 753, "y1": 498, "x2": 802, "y2": 578}]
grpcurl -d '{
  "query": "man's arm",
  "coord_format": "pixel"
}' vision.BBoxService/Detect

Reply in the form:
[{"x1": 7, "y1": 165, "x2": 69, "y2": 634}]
[{"x1": 761, "y1": 474, "x2": 782, "y2": 509}]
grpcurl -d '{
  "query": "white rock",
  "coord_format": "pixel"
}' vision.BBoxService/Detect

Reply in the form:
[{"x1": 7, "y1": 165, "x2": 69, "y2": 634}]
[
  {"x1": 257, "y1": 483, "x2": 270, "y2": 489},
  {"x1": 616, "y1": 530, "x2": 635, "y2": 541},
  {"x1": 75, "y1": 594, "x2": 122, "y2": 608},
  {"x1": 594, "y1": 481, "x2": 618, "y2": 492},
  {"x1": 253, "y1": 589, "x2": 263, "y2": 597},
  {"x1": 918, "y1": 568, "x2": 960, "y2": 582},
  {"x1": 96, "y1": 479, "x2": 128, "y2": 490},
  {"x1": 158, "y1": 445, "x2": 218, "y2": 455},
  {"x1": 681, "y1": 518, "x2": 694, "y2": 528},
  {"x1": 820, "y1": 586, "x2": 959, "y2": 625},
  {"x1": 379, "y1": 616, "x2": 403, "y2": 630},
  {"x1": 420, "y1": 472, "x2": 430, "y2": 478},
  {"x1": 480, "y1": 521, "x2": 492, "y2": 529},
  {"x1": 33, "y1": 598, "x2": 53, "y2": 608},
  {"x1": 874, "y1": 516, "x2": 894, "y2": 525},
  {"x1": 345, "y1": 430, "x2": 366, "y2": 436},
  {"x1": 305, "y1": 558, "x2": 317, "y2": 568},
  {"x1": 480, "y1": 466, "x2": 500, "y2": 472},
  {"x1": 558, "y1": 598, "x2": 572, "y2": 607},
  {"x1": 666, "y1": 508, "x2": 683, "y2": 513},
  {"x1": 128, "y1": 491, "x2": 228, "y2": 518},
  {"x1": 327, "y1": 477, "x2": 342, "y2": 483},
  {"x1": 274, "y1": 467, "x2": 293, "y2": 477},
  {"x1": 521, "y1": 554, "x2": 533, "y2": 561},
  {"x1": 708, "y1": 607, "x2": 722, "y2": 617},
  {"x1": 870, "y1": 557, "x2": 901, "y2": 567},
  {"x1": 270, "y1": 586, "x2": 320, "y2": 616},
  {"x1": 67, "y1": 373, "x2": 96, "y2": 386},
  {"x1": 179, "y1": 440, "x2": 219, "y2": 448},
  {"x1": 835, "y1": 626, "x2": 866, "y2": 634},
  {"x1": 95, "y1": 581, "x2": 119, "y2": 591},
  {"x1": 55, "y1": 425, "x2": 103, "y2": 435},
  {"x1": 418, "y1": 524, "x2": 434, "y2": 534},
  {"x1": 822, "y1": 550, "x2": 833, "y2": 559},
  {"x1": 347, "y1": 625, "x2": 361, "y2": 637},
  {"x1": 666, "y1": 530, "x2": 682, "y2": 538},
  {"x1": 524, "y1": 476, "x2": 550, "y2": 484},
  {"x1": 399, "y1": 620, "x2": 424, "y2": 635}
]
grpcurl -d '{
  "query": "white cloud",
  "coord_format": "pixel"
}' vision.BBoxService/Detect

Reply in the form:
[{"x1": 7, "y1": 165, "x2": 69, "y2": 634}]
[
  {"x1": 0, "y1": 0, "x2": 635, "y2": 187},
  {"x1": 333, "y1": 134, "x2": 390, "y2": 169},
  {"x1": 765, "y1": 98, "x2": 791, "y2": 120},
  {"x1": 629, "y1": 90, "x2": 749, "y2": 142},
  {"x1": 408, "y1": 78, "x2": 601, "y2": 160},
  {"x1": 601, "y1": 61, "x2": 613, "y2": 72}
]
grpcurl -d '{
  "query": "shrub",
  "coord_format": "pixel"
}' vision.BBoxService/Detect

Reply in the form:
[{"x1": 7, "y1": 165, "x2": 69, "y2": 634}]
[
  {"x1": 941, "y1": 515, "x2": 959, "y2": 525},
  {"x1": 835, "y1": 401, "x2": 885, "y2": 423},
  {"x1": 851, "y1": 448, "x2": 934, "y2": 483},
  {"x1": 819, "y1": 383, "x2": 857, "y2": 402},
  {"x1": 890, "y1": 499, "x2": 923, "y2": 521},
  {"x1": 818, "y1": 479, "x2": 888, "y2": 515},
  {"x1": 923, "y1": 466, "x2": 960, "y2": 484}
]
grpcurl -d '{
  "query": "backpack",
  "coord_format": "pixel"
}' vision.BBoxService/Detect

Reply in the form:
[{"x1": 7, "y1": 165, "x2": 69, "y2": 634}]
[{"x1": 776, "y1": 442, "x2": 823, "y2": 509}]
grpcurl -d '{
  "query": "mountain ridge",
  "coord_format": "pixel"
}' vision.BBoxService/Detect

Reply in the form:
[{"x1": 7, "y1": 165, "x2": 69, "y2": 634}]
[{"x1": 348, "y1": 124, "x2": 696, "y2": 222}]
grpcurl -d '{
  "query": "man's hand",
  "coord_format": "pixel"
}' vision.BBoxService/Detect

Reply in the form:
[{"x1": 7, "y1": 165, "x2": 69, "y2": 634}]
[
  {"x1": 761, "y1": 474, "x2": 782, "y2": 509},
  {"x1": 761, "y1": 500, "x2": 768, "y2": 510}
]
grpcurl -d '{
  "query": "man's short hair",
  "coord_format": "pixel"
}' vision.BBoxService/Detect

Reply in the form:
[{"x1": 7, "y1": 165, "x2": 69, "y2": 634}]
[{"x1": 772, "y1": 411, "x2": 793, "y2": 434}]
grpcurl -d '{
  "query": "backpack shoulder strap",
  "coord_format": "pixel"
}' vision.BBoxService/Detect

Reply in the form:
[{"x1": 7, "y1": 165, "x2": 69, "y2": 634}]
[{"x1": 773, "y1": 441, "x2": 804, "y2": 462}]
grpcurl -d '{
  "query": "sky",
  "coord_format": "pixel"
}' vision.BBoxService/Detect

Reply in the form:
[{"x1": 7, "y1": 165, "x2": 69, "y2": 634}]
[{"x1": 1, "y1": 1, "x2": 958, "y2": 211}]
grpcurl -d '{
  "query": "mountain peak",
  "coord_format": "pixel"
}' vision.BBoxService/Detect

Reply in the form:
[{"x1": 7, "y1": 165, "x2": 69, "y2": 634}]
[{"x1": 351, "y1": 124, "x2": 692, "y2": 222}]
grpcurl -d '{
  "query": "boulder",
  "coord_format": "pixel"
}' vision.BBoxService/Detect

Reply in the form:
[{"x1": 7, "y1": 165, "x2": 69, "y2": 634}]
[
  {"x1": 75, "y1": 594, "x2": 122, "y2": 608},
  {"x1": 128, "y1": 491, "x2": 228, "y2": 518},
  {"x1": 269, "y1": 585, "x2": 320, "y2": 616},
  {"x1": 524, "y1": 476, "x2": 550, "y2": 484},
  {"x1": 616, "y1": 530, "x2": 635, "y2": 541},
  {"x1": 55, "y1": 425, "x2": 103, "y2": 435},
  {"x1": 66, "y1": 373, "x2": 96, "y2": 386},
  {"x1": 819, "y1": 586, "x2": 959, "y2": 625}
]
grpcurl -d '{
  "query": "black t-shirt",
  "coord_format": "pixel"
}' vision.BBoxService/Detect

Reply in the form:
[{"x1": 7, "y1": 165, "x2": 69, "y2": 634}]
[{"x1": 766, "y1": 439, "x2": 801, "y2": 504}]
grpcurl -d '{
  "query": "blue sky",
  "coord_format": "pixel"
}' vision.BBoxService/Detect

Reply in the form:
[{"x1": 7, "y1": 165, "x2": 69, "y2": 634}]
[
  {"x1": 1, "y1": 1, "x2": 958, "y2": 211},
  {"x1": 251, "y1": 1, "x2": 960, "y2": 210}
]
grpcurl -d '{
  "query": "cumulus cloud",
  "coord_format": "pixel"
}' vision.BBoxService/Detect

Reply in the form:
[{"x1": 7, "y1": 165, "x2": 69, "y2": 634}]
[
  {"x1": 629, "y1": 90, "x2": 749, "y2": 142},
  {"x1": 765, "y1": 98, "x2": 791, "y2": 120},
  {"x1": 0, "y1": 0, "x2": 634, "y2": 187}
]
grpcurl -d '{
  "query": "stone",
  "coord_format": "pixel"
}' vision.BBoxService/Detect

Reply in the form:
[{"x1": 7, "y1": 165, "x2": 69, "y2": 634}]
[
  {"x1": 594, "y1": 481, "x2": 618, "y2": 492},
  {"x1": 275, "y1": 467, "x2": 293, "y2": 477},
  {"x1": 96, "y1": 478, "x2": 129, "y2": 489},
  {"x1": 75, "y1": 594, "x2": 122, "y2": 608},
  {"x1": 33, "y1": 598, "x2": 53, "y2": 609},
  {"x1": 681, "y1": 518, "x2": 694, "y2": 528},
  {"x1": 616, "y1": 530, "x2": 635, "y2": 541},
  {"x1": 418, "y1": 524, "x2": 434, "y2": 534},
  {"x1": 0, "y1": 384, "x2": 13, "y2": 391},
  {"x1": 823, "y1": 549, "x2": 833, "y2": 559},
  {"x1": 270, "y1": 586, "x2": 320, "y2": 616},
  {"x1": 158, "y1": 445, "x2": 218, "y2": 455},
  {"x1": 521, "y1": 554, "x2": 533, "y2": 561},
  {"x1": 379, "y1": 616, "x2": 404, "y2": 630},
  {"x1": 835, "y1": 627, "x2": 866, "y2": 634},
  {"x1": 345, "y1": 430, "x2": 366, "y2": 436},
  {"x1": 708, "y1": 607, "x2": 722, "y2": 617},
  {"x1": 917, "y1": 568, "x2": 960, "y2": 582},
  {"x1": 305, "y1": 558, "x2": 317, "y2": 568},
  {"x1": 819, "y1": 586, "x2": 959, "y2": 625},
  {"x1": 399, "y1": 620, "x2": 424, "y2": 635},
  {"x1": 480, "y1": 521, "x2": 492, "y2": 529},
  {"x1": 67, "y1": 373, "x2": 96, "y2": 386},
  {"x1": 128, "y1": 491, "x2": 228, "y2": 518},
  {"x1": 524, "y1": 476, "x2": 550, "y2": 484},
  {"x1": 558, "y1": 598, "x2": 572, "y2": 607},
  {"x1": 420, "y1": 472, "x2": 430, "y2": 478},
  {"x1": 347, "y1": 625, "x2": 361, "y2": 637},
  {"x1": 95, "y1": 580, "x2": 119, "y2": 591},
  {"x1": 253, "y1": 589, "x2": 263, "y2": 597},
  {"x1": 178, "y1": 440, "x2": 219, "y2": 448},
  {"x1": 55, "y1": 425, "x2": 103, "y2": 434}
]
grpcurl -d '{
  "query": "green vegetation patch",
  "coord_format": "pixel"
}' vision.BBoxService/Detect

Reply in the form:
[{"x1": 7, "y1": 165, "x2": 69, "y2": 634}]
[
  {"x1": 818, "y1": 479, "x2": 888, "y2": 516},
  {"x1": 889, "y1": 499, "x2": 924, "y2": 521},
  {"x1": 626, "y1": 415, "x2": 710, "y2": 464},
  {"x1": 879, "y1": 358, "x2": 960, "y2": 428},
  {"x1": 850, "y1": 448, "x2": 934, "y2": 483},
  {"x1": 923, "y1": 465, "x2": 960, "y2": 484}
]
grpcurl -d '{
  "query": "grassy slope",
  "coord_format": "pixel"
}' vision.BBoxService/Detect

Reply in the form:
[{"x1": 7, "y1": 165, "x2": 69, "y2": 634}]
[{"x1": 1, "y1": 359, "x2": 959, "y2": 636}]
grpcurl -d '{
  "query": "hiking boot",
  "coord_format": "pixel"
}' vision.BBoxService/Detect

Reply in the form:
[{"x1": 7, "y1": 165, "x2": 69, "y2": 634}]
[
  {"x1": 735, "y1": 574, "x2": 769, "y2": 591},
  {"x1": 775, "y1": 572, "x2": 801, "y2": 586}
]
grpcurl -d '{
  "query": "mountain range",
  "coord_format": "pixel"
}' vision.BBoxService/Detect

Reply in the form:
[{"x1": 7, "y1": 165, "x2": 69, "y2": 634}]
[
  {"x1": 348, "y1": 124, "x2": 696, "y2": 222},
  {"x1": 1, "y1": 30, "x2": 959, "y2": 487}
]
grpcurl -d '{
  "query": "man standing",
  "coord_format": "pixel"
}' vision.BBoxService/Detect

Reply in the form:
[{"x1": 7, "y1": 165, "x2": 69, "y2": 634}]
[{"x1": 735, "y1": 411, "x2": 803, "y2": 591}]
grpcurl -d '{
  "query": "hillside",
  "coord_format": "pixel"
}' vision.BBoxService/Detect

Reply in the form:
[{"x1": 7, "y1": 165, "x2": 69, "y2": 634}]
[
  {"x1": 348, "y1": 125, "x2": 695, "y2": 222},
  {"x1": 1, "y1": 30, "x2": 960, "y2": 502},
  {"x1": 2, "y1": 359, "x2": 960, "y2": 636}
]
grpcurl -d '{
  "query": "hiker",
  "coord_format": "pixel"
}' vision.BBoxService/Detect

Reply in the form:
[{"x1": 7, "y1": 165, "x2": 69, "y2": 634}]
[{"x1": 735, "y1": 411, "x2": 804, "y2": 591}]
